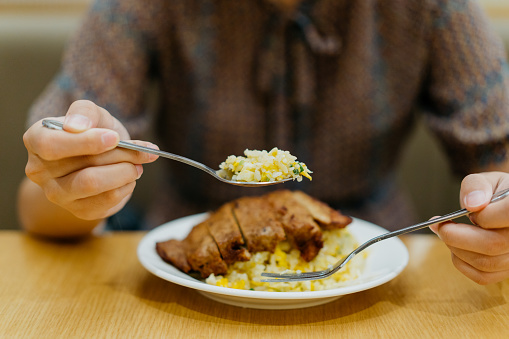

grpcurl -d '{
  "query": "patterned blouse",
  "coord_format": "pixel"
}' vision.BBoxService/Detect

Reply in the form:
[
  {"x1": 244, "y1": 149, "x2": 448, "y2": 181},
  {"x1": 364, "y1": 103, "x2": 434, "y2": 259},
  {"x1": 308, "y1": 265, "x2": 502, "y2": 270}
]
[{"x1": 28, "y1": 0, "x2": 509, "y2": 230}]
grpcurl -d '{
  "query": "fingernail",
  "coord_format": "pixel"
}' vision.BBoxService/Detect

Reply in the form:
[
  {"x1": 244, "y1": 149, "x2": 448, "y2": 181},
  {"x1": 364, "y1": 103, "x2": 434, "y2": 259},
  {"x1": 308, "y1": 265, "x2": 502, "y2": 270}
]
[
  {"x1": 135, "y1": 164, "x2": 143, "y2": 179},
  {"x1": 465, "y1": 190, "x2": 487, "y2": 208},
  {"x1": 65, "y1": 114, "x2": 92, "y2": 131},
  {"x1": 428, "y1": 218, "x2": 440, "y2": 238},
  {"x1": 147, "y1": 143, "x2": 159, "y2": 161},
  {"x1": 101, "y1": 131, "x2": 119, "y2": 147}
]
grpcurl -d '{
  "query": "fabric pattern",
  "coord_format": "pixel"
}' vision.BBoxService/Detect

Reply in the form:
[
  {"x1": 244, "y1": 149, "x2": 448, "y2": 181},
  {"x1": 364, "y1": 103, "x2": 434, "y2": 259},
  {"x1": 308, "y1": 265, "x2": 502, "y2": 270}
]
[{"x1": 28, "y1": 0, "x2": 509, "y2": 230}]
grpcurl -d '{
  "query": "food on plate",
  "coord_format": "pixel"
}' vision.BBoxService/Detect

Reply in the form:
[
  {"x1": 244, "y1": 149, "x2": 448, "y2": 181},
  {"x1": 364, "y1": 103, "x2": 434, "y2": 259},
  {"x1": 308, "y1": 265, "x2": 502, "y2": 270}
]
[
  {"x1": 157, "y1": 221, "x2": 227, "y2": 278},
  {"x1": 155, "y1": 190, "x2": 365, "y2": 292},
  {"x1": 232, "y1": 196, "x2": 286, "y2": 253},
  {"x1": 206, "y1": 226, "x2": 363, "y2": 292},
  {"x1": 266, "y1": 190, "x2": 324, "y2": 261},
  {"x1": 216, "y1": 147, "x2": 312, "y2": 183},
  {"x1": 206, "y1": 203, "x2": 251, "y2": 264}
]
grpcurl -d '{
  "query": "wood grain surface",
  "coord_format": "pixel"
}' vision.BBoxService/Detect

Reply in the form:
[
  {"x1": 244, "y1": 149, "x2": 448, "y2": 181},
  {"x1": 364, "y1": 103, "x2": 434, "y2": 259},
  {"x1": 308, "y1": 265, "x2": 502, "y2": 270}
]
[{"x1": 1, "y1": 231, "x2": 508, "y2": 338}]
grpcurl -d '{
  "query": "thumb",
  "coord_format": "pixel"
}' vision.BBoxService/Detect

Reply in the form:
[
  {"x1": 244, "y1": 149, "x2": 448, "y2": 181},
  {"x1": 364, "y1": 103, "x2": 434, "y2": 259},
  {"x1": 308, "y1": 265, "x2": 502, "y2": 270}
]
[
  {"x1": 63, "y1": 100, "x2": 117, "y2": 133},
  {"x1": 460, "y1": 173, "x2": 493, "y2": 212}
]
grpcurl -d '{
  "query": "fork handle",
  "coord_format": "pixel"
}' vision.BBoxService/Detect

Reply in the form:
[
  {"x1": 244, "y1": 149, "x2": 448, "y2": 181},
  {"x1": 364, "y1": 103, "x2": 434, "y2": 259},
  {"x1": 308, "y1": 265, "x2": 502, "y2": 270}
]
[
  {"x1": 344, "y1": 188, "x2": 509, "y2": 268},
  {"x1": 368, "y1": 187, "x2": 509, "y2": 246}
]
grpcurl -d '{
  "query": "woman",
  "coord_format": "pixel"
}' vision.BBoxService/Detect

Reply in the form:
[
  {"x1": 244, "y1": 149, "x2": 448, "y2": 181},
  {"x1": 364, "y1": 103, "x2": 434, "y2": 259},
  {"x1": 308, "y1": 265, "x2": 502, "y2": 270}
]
[{"x1": 19, "y1": 0, "x2": 509, "y2": 284}]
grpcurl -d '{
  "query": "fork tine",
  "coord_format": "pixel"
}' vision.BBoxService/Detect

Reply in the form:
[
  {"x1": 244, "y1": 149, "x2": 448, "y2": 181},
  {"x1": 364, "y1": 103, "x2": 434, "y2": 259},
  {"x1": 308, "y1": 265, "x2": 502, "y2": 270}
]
[
  {"x1": 261, "y1": 255, "x2": 349, "y2": 281},
  {"x1": 261, "y1": 263, "x2": 342, "y2": 282},
  {"x1": 260, "y1": 257, "x2": 345, "y2": 281},
  {"x1": 261, "y1": 270, "x2": 330, "y2": 278},
  {"x1": 261, "y1": 277, "x2": 318, "y2": 283},
  {"x1": 260, "y1": 272, "x2": 330, "y2": 283}
]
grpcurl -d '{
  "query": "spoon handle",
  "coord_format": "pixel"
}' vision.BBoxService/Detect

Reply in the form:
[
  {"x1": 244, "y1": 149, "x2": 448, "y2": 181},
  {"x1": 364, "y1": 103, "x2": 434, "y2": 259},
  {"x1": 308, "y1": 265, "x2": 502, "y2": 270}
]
[
  {"x1": 41, "y1": 119, "x2": 217, "y2": 175},
  {"x1": 117, "y1": 140, "x2": 216, "y2": 174},
  {"x1": 41, "y1": 119, "x2": 292, "y2": 187}
]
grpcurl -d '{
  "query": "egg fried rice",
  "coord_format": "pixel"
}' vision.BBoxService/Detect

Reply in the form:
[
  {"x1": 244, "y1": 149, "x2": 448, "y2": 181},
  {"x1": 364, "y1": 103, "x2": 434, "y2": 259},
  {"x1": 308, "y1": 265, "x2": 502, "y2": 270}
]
[
  {"x1": 216, "y1": 147, "x2": 312, "y2": 183},
  {"x1": 205, "y1": 227, "x2": 366, "y2": 292}
]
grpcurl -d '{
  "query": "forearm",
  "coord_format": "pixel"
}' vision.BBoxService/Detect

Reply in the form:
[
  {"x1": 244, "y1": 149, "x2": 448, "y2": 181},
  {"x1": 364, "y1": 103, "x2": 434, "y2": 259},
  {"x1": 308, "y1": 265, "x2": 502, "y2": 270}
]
[{"x1": 17, "y1": 177, "x2": 105, "y2": 238}]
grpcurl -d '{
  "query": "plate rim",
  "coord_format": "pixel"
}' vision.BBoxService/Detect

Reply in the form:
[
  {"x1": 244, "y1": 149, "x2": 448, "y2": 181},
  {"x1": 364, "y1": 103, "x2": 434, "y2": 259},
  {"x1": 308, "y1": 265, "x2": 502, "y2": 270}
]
[{"x1": 137, "y1": 213, "x2": 409, "y2": 301}]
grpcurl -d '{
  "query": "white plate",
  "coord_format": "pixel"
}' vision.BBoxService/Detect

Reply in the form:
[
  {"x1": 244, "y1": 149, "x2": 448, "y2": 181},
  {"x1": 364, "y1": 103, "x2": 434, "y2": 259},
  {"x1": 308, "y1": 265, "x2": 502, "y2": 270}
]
[{"x1": 137, "y1": 213, "x2": 409, "y2": 310}]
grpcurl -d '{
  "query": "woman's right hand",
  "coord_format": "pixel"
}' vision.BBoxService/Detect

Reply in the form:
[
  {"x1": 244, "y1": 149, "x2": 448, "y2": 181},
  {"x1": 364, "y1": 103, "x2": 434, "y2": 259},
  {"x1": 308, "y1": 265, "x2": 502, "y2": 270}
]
[{"x1": 22, "y1": 100, "x2": 159, "y2": 221}]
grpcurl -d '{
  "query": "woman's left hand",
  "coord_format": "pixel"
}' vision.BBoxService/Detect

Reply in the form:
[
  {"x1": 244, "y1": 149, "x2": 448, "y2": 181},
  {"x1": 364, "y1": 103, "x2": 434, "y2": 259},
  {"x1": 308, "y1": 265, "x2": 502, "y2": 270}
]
[{"x1": 429, "y1": 172, "x2": 509, "y2": 284}]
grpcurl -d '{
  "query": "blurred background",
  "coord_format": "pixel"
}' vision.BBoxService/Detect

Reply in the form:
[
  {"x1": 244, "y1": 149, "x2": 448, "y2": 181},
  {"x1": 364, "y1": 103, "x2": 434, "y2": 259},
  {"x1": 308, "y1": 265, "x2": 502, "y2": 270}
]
[{"x1": 1, "y1": 0, "x2": 508, "y2": 230}]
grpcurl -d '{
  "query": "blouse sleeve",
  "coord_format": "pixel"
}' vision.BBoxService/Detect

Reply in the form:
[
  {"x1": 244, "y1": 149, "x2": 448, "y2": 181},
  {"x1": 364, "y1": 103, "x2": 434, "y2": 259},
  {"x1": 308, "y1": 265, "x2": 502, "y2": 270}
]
[
  {"x1": 421, "y1": 0, "x2": 509, "y2": 175},
  {"x1": 27, "y1": 0, "x2": 168, "y2": 139}
]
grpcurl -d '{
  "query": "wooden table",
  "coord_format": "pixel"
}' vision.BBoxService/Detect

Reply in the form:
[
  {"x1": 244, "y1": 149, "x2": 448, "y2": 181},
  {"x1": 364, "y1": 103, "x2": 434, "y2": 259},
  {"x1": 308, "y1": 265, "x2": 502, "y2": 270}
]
[{"x1": 1, "y1": 231, "x2": 508, "y2": 338}]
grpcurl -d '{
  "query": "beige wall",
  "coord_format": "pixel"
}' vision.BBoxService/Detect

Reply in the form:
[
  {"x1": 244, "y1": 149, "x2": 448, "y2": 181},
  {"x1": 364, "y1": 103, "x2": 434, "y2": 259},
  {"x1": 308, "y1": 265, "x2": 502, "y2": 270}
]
[
  {"x1": 1, "y1": 1, "x2": 508, "y2": 230},
  {"x1": 0, "y1": 11, "x2": 86, "y2": 230}
]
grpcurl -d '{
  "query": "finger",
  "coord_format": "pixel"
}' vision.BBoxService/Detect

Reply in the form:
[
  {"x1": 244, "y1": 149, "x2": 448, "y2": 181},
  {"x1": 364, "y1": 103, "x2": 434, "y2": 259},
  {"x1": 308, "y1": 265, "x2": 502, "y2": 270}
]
[
  {"x1": 448, "y1": 245, "x2": 509, "y2": 273},
  {"x1": 460, "y1": 173, "x2": 494, "y2": 211},
  {"x1": 68, "y1": 182, "x2": 137, "y2": 220},
  {"x1": 24, "y1": 152, "x2": 49, "y2": 185},
  {"x1": 46, "y1": 162, "x2": 142, "y2": 204},
  {"x1": 469, "y1": 183, "x2": 509, "y2": 229},
  {"x1": 37, "y1": 141, "x2": 159, "y2": 179},
  {"x1": 451, "y1": 253, "x2": 509, "y2": 285},
  {"x1": 460, "y1": 173, "x2": 509, "y2": 229},
  {"x1": 26, "y1": 124, "x2": 120, "y2": 161},
  {"x1": 428, "y1": 216, "x2": 441, "y2": 235},
  {"x1": 104, "y1": 194, "x2": 133, "y2": 219},
  {"x1": 23, "y1": 116, "x2": 64, "y2": 154},
  {"x1": 472, "y1": 196, "x2": 509, "y2": 229},
  {"x1": 435, "y1": 221, "x2": 509, "y2": 256},
  {"x1": 64, "y1": 100, "x2": 117, "y2": 132}
]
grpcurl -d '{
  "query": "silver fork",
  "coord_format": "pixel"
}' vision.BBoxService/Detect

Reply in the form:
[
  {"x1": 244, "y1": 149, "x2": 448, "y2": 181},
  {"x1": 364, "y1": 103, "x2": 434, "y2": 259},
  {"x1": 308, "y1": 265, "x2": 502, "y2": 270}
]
[
  {"x1": 42, "y1": 119, "x2": 292, "y2": 187},
  {"x1": 261, "y1": 187, "x2": 509, "y2": 282}
]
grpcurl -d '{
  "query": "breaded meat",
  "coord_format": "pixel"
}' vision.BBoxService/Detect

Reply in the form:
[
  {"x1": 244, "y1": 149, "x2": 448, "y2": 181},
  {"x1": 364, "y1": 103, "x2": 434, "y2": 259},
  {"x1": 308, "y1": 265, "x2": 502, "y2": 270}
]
[
  {"x1": 206, "y1": 203, "x2": 251, "y2": 264},
  {"x1": 155, "y1": 190, "x2": 352, "y2": 278},
  {"x1": 232, "y1": 196, "x2": 286, "y2": 253},
  {"x1": 292, "y1": 190, "x2": 352, "y2": 229},
  {"x1": 266, "y1": 190, "x2": 323, "y2": 261}
]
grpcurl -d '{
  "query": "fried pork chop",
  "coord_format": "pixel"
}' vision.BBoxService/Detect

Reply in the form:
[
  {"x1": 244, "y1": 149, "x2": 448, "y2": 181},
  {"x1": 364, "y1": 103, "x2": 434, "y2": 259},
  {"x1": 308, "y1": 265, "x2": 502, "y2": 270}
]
[
  {"x1": 206, "y1": 203, "x2": 251, "y2": 264},
  {"x1": 232, "y1": 196, "x2": 286, "y2": 253},
  {"x1": 155, "y1": 239, "x2": 190, "y2": 273},
  {"x1": 156, "y1": 221, "x2": 228, "y2": 278},
  {"x1": 292, "y1": 191, "x2": 352, "y2": 230},
  {"x1": 155, "y1": 190, "x2": 352, "y2": 278},
  {"x1": 266, "y1": 190, "x2": 323, "y2": 261}
]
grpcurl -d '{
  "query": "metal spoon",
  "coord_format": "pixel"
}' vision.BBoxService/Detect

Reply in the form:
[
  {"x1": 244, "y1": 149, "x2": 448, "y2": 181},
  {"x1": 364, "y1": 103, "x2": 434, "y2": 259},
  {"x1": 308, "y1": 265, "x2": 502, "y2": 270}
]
[{"x1": 42, "y1": 119, "x2": 292, "y2": 187}]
